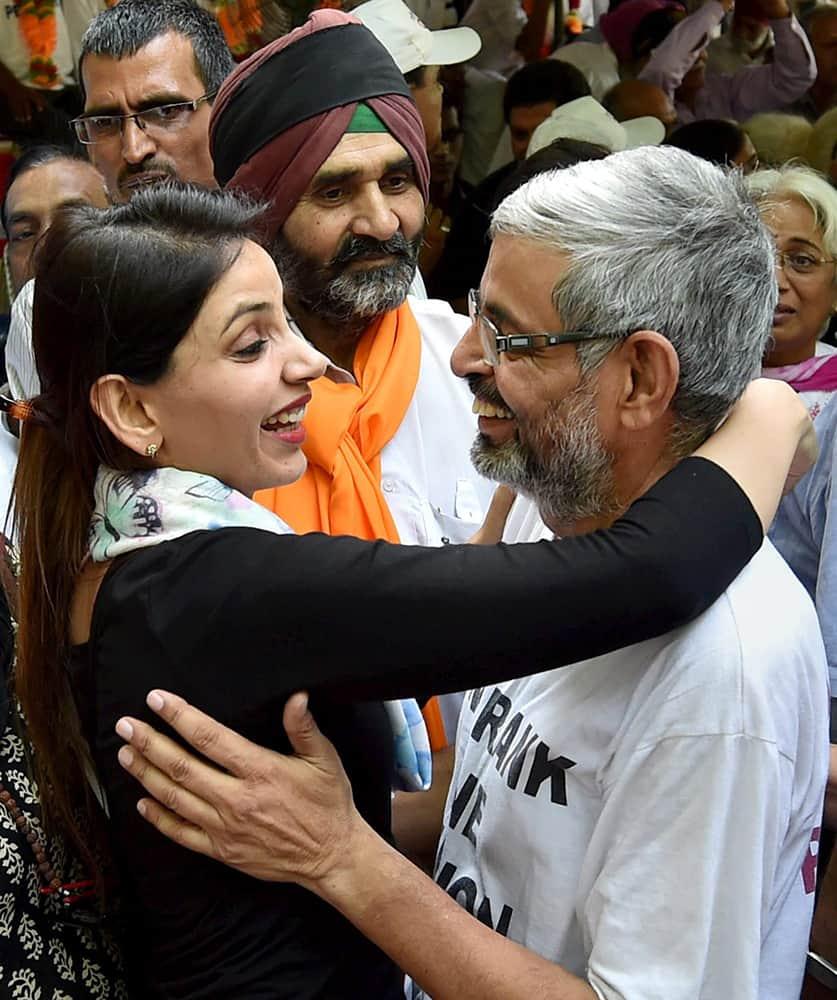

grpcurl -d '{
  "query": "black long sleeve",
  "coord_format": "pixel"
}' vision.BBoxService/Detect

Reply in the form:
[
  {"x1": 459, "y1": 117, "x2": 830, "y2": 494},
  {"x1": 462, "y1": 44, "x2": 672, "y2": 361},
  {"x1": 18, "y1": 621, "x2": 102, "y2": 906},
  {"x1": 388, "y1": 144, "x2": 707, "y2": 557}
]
[{"x1": 94, "y1": 455, "x2": 760, "y2": 710}]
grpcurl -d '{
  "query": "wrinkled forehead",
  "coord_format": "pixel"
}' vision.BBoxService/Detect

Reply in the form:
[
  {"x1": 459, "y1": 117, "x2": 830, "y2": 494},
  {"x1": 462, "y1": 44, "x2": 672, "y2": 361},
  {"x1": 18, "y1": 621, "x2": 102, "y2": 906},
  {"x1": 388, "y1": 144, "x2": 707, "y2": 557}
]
[
  {"x1": 82, "y1": 32, "x2": 205, "y2": 110},
  {"x1": 7, "y1": 160, "x2": 106, "y2": 218},
  {"x1": 305, "y1": 132, "x2": 412, "y2": 191},
  {"x1": 481, "y1": 235, "x2": 569, "y2": 328}
]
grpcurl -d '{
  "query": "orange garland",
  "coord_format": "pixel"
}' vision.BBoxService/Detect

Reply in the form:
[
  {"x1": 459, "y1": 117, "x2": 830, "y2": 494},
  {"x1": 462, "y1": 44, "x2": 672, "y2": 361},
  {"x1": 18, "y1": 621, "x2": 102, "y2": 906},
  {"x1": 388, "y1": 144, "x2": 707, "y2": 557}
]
[
  {"x1": 214, "y1": 0, "x2": 263, "y2": 57},
  {"x1": 14, "y1": 0, "x2": 59, "y2": 89}
]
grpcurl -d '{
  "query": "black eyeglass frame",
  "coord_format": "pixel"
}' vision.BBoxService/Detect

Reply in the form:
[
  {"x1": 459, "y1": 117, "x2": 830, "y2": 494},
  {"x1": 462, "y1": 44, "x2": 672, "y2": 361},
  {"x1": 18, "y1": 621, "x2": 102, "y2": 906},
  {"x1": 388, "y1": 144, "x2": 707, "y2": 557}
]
[
  {"x1": 467, "y1": 288, "x2": 614, "y2": 366},
  {"x1": 70, "y1": 92, "x2": 217, "y2": 145}
]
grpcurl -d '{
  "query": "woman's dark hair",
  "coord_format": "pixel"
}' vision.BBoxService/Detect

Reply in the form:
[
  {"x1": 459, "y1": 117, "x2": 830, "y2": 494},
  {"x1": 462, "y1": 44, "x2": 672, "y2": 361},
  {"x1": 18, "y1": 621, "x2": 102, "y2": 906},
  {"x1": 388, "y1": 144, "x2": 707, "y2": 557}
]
[
  {"x1": 502, "y1": 60, "x2": 590, "y2": 122},
  {"x1": 0, "y1": 145, "x2": 88, "y2": 233},
  {"x1": 665, "y1": 119, "x2": 748, "y2": 166},
  {"x1": 13, "y1": 183, "x2": 265, "y2": 895},
  {"x1": 495, "y1": 137, "x2": 610, "y2": 207}
]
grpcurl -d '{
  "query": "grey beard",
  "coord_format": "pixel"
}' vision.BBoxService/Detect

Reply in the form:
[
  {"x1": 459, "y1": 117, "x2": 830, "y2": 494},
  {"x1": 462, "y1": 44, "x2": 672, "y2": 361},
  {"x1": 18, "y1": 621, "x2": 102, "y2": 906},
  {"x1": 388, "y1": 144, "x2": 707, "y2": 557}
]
[
  {"x1": 271, "y1": 230, "x2": 420, "y2": 326},
  {"x1": 470, "y1": 378, "x2": 622, "y2": 528}
]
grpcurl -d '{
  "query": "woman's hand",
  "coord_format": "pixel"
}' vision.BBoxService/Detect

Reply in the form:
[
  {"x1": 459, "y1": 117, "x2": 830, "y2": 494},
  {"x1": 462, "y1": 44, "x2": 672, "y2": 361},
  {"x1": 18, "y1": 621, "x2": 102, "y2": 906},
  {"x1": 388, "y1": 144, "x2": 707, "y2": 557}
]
[
  {"x1": 694, "y1": 378, "x2": 816, "y2": 532},
  {"x1": 784, "y1": 417, "x2": 818, "y2": 495},
  {"x1": 115, "y1": 690, "x2": 359, "y2": 890}
]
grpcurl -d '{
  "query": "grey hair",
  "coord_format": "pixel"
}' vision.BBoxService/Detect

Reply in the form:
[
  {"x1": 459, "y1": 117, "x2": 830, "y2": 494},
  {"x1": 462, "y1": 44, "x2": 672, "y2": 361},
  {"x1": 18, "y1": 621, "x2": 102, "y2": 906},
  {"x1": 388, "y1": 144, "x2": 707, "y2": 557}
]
[
  {"x1": 81, "y1": 0, "x2": 234, "y2": 95},
  {"x1": 490, "y1": 145, "x2": 775, "y2": 454},
  {"x1": 747, "y1": 162, "x2": 837, "y2": 275}
]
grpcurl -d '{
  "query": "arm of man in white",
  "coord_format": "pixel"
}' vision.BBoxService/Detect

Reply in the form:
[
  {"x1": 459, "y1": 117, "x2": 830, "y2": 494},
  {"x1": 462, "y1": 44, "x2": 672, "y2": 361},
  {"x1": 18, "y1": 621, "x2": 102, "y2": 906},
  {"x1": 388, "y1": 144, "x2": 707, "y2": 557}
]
[{"x1": 116, "y1": 693, "x2": 597, "y2": 1000}]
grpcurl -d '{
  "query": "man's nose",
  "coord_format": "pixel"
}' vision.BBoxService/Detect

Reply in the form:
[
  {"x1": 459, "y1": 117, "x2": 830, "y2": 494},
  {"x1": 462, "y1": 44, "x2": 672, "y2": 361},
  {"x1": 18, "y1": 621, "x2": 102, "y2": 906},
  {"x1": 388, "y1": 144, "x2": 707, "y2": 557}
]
[
  {"x1": 121, "y1": 116, "x2": 157, "y2": 164},
  {"x1": 451, "y1": 319, "x2": 492, "y2": 379},
  {"x1": 351, "y1": 186, "x2": 400, "y2": 242}
]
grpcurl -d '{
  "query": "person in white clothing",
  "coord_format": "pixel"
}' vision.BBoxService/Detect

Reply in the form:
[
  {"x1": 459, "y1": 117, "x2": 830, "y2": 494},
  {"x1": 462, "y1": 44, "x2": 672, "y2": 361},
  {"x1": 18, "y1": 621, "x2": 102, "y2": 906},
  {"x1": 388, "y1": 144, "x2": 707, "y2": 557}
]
[{"x1": 109, "y1": 145, "x2": 829, "y2": 1000}]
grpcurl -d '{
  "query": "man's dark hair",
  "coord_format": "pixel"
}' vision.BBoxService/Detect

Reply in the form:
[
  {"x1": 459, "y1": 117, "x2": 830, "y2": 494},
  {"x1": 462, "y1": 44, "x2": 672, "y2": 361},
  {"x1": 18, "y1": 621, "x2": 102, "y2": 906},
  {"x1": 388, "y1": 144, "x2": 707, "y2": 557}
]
[
  {"x1": 665, "y1": 119, "x2": 748, "y2": 166},
  {"x1": 502, "y1": 60, "x2": 590, "y2": 122},
  {"x1": 495, "y1": 137, "x2": 609, "y2": 206},
  {"x1": 1, "y1": 145, "x2": 89, "y2": 232},
  {"x1": 80, "y1": 0, "x2": 234, "y2": 96},
  {"x1": 403, "y1": 66, "x2": 426, "y2": 88}
]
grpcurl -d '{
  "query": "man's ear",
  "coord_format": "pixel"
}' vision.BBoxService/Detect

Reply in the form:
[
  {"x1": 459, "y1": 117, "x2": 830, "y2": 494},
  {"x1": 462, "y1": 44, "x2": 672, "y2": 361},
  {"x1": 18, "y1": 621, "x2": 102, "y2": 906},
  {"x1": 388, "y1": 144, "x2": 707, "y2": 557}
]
[
  {"x1": 90, "y1": 375, "x2": 162, "y2": 458},
  {"x1": 614, "y1": 331, "x2": 680, "y2": 432}
]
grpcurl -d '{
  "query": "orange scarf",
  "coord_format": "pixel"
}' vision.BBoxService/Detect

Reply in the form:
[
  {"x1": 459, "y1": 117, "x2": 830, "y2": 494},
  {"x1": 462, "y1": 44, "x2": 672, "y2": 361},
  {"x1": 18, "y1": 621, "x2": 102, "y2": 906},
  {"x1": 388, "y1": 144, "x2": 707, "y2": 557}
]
[
  {"x1": 256, "y1": 301, "x2": 454, "y2": 752},
  {"x1": 255, "y1": 300, "x2": 421, "y2": 542}
]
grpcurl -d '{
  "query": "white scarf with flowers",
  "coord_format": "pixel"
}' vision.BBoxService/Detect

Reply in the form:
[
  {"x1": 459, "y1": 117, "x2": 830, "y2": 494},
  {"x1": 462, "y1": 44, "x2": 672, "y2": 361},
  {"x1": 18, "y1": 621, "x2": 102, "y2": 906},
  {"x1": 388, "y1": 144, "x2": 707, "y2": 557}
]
[{"x1": 88, "y1": 464, "x2": 431, "y2": 791}]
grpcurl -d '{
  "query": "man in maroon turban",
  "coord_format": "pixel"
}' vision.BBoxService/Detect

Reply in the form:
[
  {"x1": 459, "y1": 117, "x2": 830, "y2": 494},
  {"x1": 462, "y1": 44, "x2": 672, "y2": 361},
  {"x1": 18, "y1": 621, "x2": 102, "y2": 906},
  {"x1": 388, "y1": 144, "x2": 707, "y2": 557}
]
[{"x1": 211, "y1": 11, "x2": 495, "y2": 755}]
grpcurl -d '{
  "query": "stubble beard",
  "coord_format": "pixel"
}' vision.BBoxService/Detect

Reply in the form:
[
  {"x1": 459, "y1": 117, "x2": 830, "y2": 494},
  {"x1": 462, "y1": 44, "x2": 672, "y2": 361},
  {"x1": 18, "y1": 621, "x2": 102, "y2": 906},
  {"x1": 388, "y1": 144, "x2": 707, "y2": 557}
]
[{"x1": 470, "y1": 376, "x2": 623, "y2": 530}]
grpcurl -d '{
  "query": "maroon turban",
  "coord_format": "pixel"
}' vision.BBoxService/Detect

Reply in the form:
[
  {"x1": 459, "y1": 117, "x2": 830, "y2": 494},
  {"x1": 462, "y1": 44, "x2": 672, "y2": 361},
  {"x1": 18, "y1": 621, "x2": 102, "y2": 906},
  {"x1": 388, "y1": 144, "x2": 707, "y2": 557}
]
[{"x1": 210, "y1": 10, "x2": 430, "y2": 239}]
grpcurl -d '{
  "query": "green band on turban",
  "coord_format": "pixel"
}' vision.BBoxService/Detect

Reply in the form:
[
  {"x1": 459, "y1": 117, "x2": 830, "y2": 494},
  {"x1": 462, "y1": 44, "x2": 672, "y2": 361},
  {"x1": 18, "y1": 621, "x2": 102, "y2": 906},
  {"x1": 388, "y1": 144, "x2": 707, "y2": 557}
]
[{"x1": 346, "y1": 103, "x2": 390, "y2": 134}]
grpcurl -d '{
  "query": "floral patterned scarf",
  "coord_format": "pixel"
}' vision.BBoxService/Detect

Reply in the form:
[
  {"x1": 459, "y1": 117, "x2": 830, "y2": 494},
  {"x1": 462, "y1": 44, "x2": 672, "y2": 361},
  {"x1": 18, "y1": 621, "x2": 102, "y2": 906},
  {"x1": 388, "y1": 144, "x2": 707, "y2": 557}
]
[{"x1": 88, "y1": 465, "x2": 431, "y2": 791}]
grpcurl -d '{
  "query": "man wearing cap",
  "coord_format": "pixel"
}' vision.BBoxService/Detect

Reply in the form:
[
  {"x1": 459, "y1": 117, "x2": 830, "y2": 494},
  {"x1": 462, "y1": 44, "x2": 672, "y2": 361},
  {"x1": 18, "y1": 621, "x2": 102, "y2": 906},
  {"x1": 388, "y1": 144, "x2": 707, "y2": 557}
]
[
  {"x1": 351, "y1": 0, "x2": 481, "y2": 291},
  {"x1": 352, "y1": 0, "x2": 480, "y2": 154},
  {"x1": 210, "y1": 11, "x2": 495, "y2": 750},
  {"x1": 526, "y1": 94, "x2": 666, "y2": 157}
]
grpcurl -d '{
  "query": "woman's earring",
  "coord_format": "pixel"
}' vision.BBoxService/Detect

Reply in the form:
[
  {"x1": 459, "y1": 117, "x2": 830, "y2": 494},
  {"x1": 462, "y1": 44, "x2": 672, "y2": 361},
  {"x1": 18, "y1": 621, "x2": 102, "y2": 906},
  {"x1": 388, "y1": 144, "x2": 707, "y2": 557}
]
[{"x1": 146, "y1": 443, "x2": 159, "y2": 459}]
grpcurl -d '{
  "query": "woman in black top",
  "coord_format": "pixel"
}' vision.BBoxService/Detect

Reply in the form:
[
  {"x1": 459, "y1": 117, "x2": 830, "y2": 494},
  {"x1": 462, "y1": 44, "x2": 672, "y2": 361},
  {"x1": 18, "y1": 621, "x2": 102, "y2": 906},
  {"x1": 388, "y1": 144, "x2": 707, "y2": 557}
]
[{"x1": 13, "y1": 186, "x2": 806, "y2": 999}]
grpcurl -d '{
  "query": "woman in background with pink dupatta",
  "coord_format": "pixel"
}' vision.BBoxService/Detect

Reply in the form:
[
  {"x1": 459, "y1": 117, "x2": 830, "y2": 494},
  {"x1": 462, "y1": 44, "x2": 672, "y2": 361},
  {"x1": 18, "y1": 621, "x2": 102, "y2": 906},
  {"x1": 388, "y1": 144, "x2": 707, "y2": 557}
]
[{"x1": 752, "y1": 165, "x2": 837, "y2": 896}]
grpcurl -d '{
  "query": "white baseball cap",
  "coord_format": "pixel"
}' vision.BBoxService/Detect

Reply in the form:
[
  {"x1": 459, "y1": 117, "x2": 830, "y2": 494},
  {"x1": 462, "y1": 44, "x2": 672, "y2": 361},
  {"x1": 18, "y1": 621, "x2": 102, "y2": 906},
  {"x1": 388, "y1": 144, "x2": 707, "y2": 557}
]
[
  {"x1": 353, "y1": 0, "x2": 482, "y2": 74},
  {"x1": 527, "y1": 96, "x2": 665, "y2": 157}
]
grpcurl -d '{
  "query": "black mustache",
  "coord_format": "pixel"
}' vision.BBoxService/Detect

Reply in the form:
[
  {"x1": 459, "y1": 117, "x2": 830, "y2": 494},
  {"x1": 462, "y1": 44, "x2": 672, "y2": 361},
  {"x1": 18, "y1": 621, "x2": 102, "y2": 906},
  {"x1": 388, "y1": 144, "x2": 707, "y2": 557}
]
[
  {"x1": 330, "y1": 233, "x2": 415, "y2": 268},
  {"x1": 119, "y1": 158, "x2": 178, "y2": 181},
  {"x1": 466, "y1": 374, "x2": 510, "y2": 411}
]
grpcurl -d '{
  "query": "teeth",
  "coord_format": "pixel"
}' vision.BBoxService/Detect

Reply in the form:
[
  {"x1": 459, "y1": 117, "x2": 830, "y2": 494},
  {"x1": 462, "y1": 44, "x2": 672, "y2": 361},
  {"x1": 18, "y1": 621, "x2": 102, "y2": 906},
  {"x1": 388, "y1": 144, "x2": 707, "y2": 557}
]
[
  {"x1": 472, "y1": 397, "x2": 513, "y2": 419},
  {"x1": 263, "y1": 405, "x2": 306, "y2": 429}
]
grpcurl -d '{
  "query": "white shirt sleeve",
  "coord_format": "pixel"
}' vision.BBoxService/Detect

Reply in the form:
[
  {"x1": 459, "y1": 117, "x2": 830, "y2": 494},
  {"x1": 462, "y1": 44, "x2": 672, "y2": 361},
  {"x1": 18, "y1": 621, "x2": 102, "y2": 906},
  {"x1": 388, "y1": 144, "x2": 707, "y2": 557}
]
[{"x1": 7, "y1": 279, "x2": 40, "y2": 401}]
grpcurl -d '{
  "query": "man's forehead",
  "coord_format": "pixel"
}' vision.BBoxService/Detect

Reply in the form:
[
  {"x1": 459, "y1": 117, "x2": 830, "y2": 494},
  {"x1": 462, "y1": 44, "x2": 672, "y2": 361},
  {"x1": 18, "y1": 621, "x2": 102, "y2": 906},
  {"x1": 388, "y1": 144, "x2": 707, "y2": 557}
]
[
  {"x1": 481, "y1": 234, "x2": 568, "y2": 327},
  {"x1": 82, "y1": 31, "x2": 203, "y2": 108},
  {"x1": 310, "y1": 132, "x2": 411, "y2": 184},
  {"x1": 10, "y1": 160, "x2": 103, "y2": 206}
]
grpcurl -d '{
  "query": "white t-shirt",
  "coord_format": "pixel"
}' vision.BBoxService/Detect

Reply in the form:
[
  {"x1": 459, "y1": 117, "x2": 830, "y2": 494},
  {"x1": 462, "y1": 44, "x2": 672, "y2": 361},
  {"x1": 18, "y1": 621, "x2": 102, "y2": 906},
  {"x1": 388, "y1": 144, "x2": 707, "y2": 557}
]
[{"x1": 416, "y1": 541, "x2": 829, "y2": 1000}]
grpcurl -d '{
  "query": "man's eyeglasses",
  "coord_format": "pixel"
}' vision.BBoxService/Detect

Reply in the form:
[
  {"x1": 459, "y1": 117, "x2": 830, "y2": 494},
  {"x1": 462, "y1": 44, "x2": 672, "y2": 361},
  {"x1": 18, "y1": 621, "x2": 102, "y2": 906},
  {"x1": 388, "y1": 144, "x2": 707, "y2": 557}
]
[
  {"x1": 468, "y1": 288, "x2": 611, "y2": 367},
  {"x1": 775, "y1": 250, "x2": 837, "y2": 277},
  {"x1": 70, "y1": 93, "x2": 216, "y2": 145}
]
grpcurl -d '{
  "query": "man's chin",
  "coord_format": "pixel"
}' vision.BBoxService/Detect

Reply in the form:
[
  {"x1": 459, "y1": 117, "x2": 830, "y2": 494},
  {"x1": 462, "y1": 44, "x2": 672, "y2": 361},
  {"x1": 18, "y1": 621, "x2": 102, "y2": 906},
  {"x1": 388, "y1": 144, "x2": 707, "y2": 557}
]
[{"x1": 470, "y1": 434, "x2": 526, "y2": 484}]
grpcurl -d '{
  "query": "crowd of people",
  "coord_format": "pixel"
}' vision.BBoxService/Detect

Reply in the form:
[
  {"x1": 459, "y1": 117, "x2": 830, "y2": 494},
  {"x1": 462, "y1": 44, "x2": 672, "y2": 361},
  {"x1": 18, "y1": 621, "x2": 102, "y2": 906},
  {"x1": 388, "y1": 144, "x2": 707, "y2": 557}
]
[{"x1": 0, "y1": 0, "x2": 835, "y2": 997}]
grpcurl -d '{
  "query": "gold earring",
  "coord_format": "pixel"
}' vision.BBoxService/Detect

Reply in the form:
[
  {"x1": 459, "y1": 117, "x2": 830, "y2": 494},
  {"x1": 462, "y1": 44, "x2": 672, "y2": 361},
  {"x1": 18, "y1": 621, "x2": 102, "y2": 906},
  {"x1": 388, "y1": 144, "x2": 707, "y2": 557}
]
[{"x1": 146, "y1": 443, "x2": 159, "y2": 459}]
